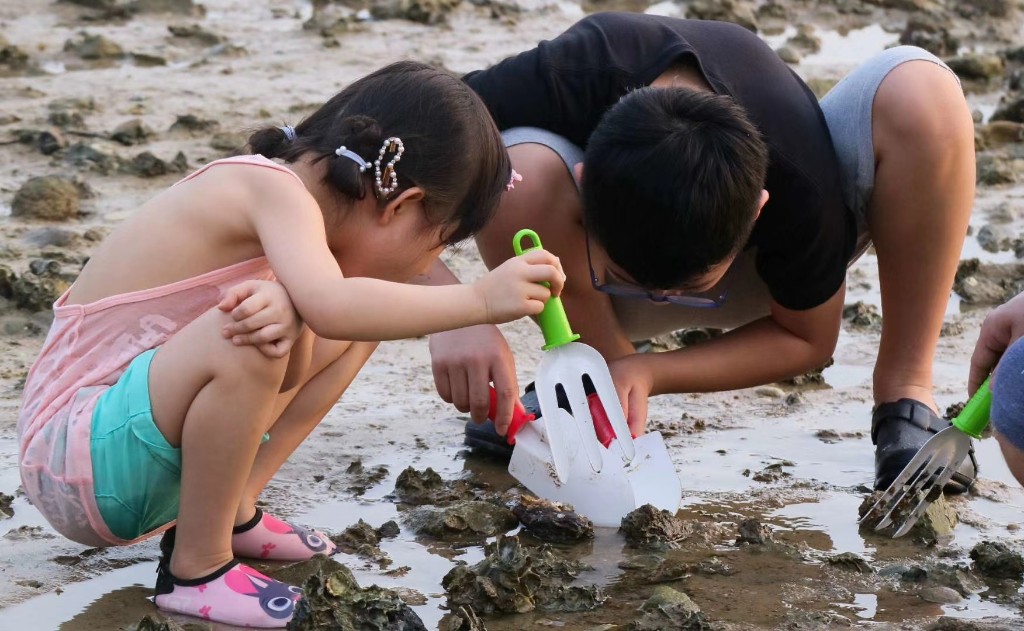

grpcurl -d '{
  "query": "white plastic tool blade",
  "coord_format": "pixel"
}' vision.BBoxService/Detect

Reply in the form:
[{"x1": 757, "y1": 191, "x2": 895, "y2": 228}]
[
  {"x1": 560, "y1": 342, "x2": 636, "y2": 463},
  {"x1": 620, "y1": 431, "x2": 681, "y2": 513},
  {"x1": 508, "y1": 410, "x2": 636, "y2": 527}
]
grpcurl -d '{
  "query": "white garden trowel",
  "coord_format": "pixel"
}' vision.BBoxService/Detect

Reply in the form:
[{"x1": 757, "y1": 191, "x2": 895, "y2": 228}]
[{"x1": 503, "y1": 229, "x2": 681, "y2": 527}]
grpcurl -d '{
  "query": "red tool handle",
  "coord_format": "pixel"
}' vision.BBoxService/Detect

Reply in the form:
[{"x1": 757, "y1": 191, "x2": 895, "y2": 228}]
[
  {"x1": 488, "y1": 386, "x2": 535, "y2": 445},
  {"x1": 589, "y1": 393, "x2": 616, "y2": 447}
]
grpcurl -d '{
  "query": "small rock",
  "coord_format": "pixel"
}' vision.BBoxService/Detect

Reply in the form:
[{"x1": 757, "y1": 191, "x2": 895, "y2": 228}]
[
  {"x1": 378, "y1": 520, "x2": 400, "y2": 538},
  {"x1": 0, "y1": 38, "x2": 31, "y2": 72},
  {"x1": 828, "y1": 552, "x2": 873, "y2": 573},
  {"x1": 787, "y1": 24, "x2": 821, "y2": 53},
  {"x1": 945, "y1": 54, "x2": 1004, "y2": 82},
  {"x1": 510, "y1": 495, "x2": 594, "y2": 543},
  {"x1": 123, "y1": 151, "x2": 187, "y2": 177},
  {"x1": 330, "y1": 519, "x2": 390, "y2": 565},
  {"x1": 131, "y1": 0, "x2": 205, "y2": 15},
  {"x1": 15, "y1": 128, "x2": 67, "y2": 156},
  {"x1": 686, "y1": 0, "x2": 758, "y2": 33},
  {"x1": 24, "y1": 227, "x2": 79, "y2": 248},
  {"x1": 406, "y1": 501, "x2": 518, "y2": 539},
  {"x1": 919, "y1": 585, "x2": 963, "y2": 604},
  {"x1": 48, "y1": 109, "x2": 86, "y2": 130},
  {"x1": 992, "y1": 93, "x2": 1024, "y2": 124},
  {"x1": 775, "y1": 46, "x2": 801, "y2": 64},
  {"x1": 628, "y1": 586, "x2": 711, "y2": 630},
  {"x1": 987, "y1": 201, "x2": 1020, "y2": 224},
  {"x1": 927, "y1": 616, "x2": 1024, "y2": 630},
  {"x1": 940, "y1": 318, "x2": 965, "y2": 337},
  {"x1": 64, "y1": 33, "x2": 124, "y2": 60},
  {"x1": 261, "y1": 553, "x2": 346, "y2": 587},
  {"x1": 65, "y1": 141, "x2": 122, "y2": 174},
  {"x1": 369, "y1": 0, "x2": 463, "y2": 25},
  {"x1": 438, "y1": 605, "x2": 488, "y2": 631},
  {"x1": 955, "y1": 0, "x2": 1012, "y2": 18},
  {"x1": 0, "y1": 492, "x2": 12, "y2": 518},
  {"x1": 975, "y1": 121, "x2": 1024, "y2": 151},
  {"x1": 969, "y1": 540, "x2": 1024, "y2": 580},
  {"x1": 736, "y1": 518, "x2": 774, "y2": 545},
  {"x1": 954, "y1": 259, "x2": 1024, "y2": 305},
  {"x1": 289, "y1": 565, "x2": 426, "y2": 631},
  {"x1": 169, "y1": 114, "x2": 220, "y2": 134},
  {"x1": 977, "y1": 223, "x2": 1017, "y2": 253},
  {"x1": 754, "y1": 386, "x2": 784, "y2": 398},
  {"x1": 130, "y1": 52, "x2": 167, "y2": 67},
  {"x1": 899, "y1": 17, "x2": 958, "y2": 57},
  {"x1": 111, "y1": 118, "x2": 154, "y2": 146},
  {"x1": 442, "y1": 535, "x2": 603, "y2": 615},
  {"x1": 780, "y1": 358, "x2": 833, "y2": 387},
  {"x1": 978, "y1": 154, "x2": 1022, "y2": 185},
  {"x1": 620, "y1": 505, "x2": 693, "y2": 550},
  {"x1": 210, "y1": 131, "x2": 245, "y2": 152},
  {"x1": 168, "y1": 24, "x2": 226, "y2": 46},
  {"x1": 130, "y1": 614, "x2": 209, "y2": 630},
  {"x1": 12, "y1": 176, "x2": 81, "y2": 221},
  {"x1": 843, "y1": 301, "x2": 881, "y2": 328},
  {"x1": 859, "y1": 490, "x2": 958, "y2": 543}
]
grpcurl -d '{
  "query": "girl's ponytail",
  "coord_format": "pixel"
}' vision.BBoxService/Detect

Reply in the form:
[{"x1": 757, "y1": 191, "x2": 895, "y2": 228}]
[{"x1": 247, "y1": 126, "x2": 292, "y2": 159}]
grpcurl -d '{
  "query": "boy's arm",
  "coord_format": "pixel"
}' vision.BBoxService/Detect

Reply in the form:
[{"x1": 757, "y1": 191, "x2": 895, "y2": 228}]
[{"x1": 608, "y1": 287, "x2": 844, "y2": 432}]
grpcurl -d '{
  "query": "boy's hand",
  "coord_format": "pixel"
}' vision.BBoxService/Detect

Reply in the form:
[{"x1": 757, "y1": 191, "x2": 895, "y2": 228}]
[
  {"x1": 609, "y1": 354, "x2": 654, "y2": 436},
  {"x1": 472, "y1": 249, "x2": 566, "y2": 324},
  {"x1": 219, "y1": 280, "x2": 303, "y2": 358},
  {"x1": 970, "y1": 292, "x2": 1024, "y2": 395}
]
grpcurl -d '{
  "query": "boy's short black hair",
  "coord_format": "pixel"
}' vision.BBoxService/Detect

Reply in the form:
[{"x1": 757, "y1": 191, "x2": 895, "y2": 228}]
[{"x1": 582, "y1": 87, "x2": 769, "y2": 289}]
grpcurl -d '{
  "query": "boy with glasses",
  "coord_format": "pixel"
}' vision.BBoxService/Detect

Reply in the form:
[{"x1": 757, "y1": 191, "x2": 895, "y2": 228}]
[{"x1": 421, "y1": 12, "x2": 978, "y2": 493}]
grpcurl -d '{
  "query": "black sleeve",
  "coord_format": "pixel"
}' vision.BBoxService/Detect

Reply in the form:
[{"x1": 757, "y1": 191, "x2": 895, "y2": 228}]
[{"x1": 752, "y1": 150, "x2": 854, "y2": 311}]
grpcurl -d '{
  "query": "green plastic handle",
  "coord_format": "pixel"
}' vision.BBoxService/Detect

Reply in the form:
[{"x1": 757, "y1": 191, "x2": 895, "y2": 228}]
[
  {"x1": 513, "y1": 228, "x2": 580, "y2": 351},
  {"x1": 952, "y1": 377, "x2": 991, "y2": 439}
]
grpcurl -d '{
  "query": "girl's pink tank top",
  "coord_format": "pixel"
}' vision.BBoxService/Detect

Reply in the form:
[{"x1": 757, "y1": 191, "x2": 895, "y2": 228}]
[{"x1": 17, "y1": 155, "x2": 300, "y2": 546}]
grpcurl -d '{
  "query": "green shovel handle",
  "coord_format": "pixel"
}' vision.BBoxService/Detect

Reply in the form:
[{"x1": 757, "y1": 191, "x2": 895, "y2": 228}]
[
  {"x1": 513, "y1": 228, "x2": 580, "y2": 351},
  {"x1": 952, "y1": 377, "x2": 991, "y2": 439}
]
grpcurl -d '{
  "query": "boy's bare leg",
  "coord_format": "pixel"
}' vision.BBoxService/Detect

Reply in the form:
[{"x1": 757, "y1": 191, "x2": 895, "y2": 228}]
[
  {"x1": 235, "y1": 337, "x2": 379, "y2": 519},
  {"x1": 148, "y1": 308, "x2": 290, "y2": 579},
  {"x1": 869, "y1": 61, "x2": 975, "y2": 410}
]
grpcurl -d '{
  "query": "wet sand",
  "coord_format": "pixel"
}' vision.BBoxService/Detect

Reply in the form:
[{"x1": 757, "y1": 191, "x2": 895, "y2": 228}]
[{"x1": 1, "y1": 0, "x2": 1023, "y2": 629}]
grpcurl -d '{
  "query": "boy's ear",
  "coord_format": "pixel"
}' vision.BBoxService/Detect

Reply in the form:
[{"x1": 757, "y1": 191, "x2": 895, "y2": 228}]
[
  {"x1": 573, "y1": 162, "x2": 584, "y2": 183},
  {"x1": 379, "y1": 186, "x2": 425, "y2": 225},
  {"x1": 754, "y1": 189, "x2": 769, "y2": 221}
]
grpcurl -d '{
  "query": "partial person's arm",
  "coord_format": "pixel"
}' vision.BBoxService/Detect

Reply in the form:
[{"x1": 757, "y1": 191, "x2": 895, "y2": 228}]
[
  {"x1": 970, "y1": 291, "x2": 1024, "y2": 395},
  {"x1": 249, "y1": 171, "x2": 565, "y2": 343},
  {"x1": 608, "y1": 288, "x2": 843, "y2": 433}
]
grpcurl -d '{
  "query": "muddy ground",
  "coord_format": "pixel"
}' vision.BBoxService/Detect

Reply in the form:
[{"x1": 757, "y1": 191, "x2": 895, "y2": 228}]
[{"x1": 1, "y1": 0, "x2": 1024, "y2": 629}]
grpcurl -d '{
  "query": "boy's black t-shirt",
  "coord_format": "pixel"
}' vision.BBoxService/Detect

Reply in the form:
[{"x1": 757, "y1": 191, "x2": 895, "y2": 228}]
[{"x1": 463, "y1": 12, "x2": 857, "y2": 311}]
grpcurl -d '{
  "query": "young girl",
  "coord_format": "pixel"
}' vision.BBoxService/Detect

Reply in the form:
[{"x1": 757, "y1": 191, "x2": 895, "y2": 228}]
[{"x1": 17, "y1": 61, "x2": 564, "y2": 628}]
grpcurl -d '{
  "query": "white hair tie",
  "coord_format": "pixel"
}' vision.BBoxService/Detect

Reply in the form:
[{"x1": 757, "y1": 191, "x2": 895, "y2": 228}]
[{"x1": 335, "y1": 145, "x2": 369, "y2": 173}]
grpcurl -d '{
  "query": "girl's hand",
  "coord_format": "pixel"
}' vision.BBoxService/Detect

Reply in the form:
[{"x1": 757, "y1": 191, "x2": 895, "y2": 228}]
[
  {"x1": 609, "y1": 354, "x2": 654, "y2": 436},
  {"x1": 472, "y1": 249, "x2": 566, "y2": 324},
  {"x1": 219, "y1": 280, "x2": 304, "y2": 358},
  {"x1": 970, "y1": 292, "x2": 1024, "y2": 395}
]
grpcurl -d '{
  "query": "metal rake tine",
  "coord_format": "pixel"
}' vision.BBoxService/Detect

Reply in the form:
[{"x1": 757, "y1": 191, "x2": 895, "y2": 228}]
[
  {"x1": 874, "y1": 452, "x2": 939, "y2": 531},
  {"x1": 892, "y1": 463, "x2": 959, "y2": 538},
  {"x1": 861, "y1": 443, "x2": 937, "y2": 523}
]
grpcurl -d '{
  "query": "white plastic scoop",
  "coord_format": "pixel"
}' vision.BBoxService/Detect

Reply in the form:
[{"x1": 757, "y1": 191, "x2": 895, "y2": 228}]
[{"x1": 505, "y1": 229, "x2": 681, "y2": 526}]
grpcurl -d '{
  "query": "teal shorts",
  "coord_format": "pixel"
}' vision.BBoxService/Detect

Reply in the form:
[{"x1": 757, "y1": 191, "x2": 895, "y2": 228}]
[{"x1": 91, "y1": 349, "x2": 181, "y2": 540}]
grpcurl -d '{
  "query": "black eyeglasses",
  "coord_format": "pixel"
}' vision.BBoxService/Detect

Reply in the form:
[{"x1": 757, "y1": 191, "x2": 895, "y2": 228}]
[{"x1": 583, "y1": 226, "x2": 730, "y2": 308}]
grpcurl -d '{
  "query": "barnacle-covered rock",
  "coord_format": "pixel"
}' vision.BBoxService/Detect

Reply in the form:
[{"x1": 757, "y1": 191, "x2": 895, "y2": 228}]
[
  {"x1": 510, "y1": 495, "x2": 594, "y2": 543},
  {"x1": 288, "y1": 565, "x2": 426, "y2": 630},
  {"x1": 442, "y1": 535, "x2": 604, "y2": 616},
  {"x1": 405, "y1": 501, "x2": 517, "y2": 540}
]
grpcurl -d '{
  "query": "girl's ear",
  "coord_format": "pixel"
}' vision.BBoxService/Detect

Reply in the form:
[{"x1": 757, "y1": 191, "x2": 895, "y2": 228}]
[{"x1": 378, "y1": 186, "x2": 425, "y2": 225}]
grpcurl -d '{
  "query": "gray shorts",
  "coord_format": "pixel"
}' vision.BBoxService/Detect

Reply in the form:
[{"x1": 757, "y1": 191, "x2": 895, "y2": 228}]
[{"x1": 503, "y1": 46, "x2": 958, "y2": 340}]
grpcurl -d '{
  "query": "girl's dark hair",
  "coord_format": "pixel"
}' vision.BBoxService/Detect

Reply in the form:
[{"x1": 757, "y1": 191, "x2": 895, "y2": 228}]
[
  {"x1": 248, "y1": 61, "x2": 510, "y2": 245},
  {"x1": 583, "y1": 87, "x2": 768, "y2": 289}
]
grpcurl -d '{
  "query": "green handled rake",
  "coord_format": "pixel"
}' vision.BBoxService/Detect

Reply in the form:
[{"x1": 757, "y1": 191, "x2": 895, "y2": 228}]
[{"x1": 860, "y1": 378, "x2": 991, "y2": 538}]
